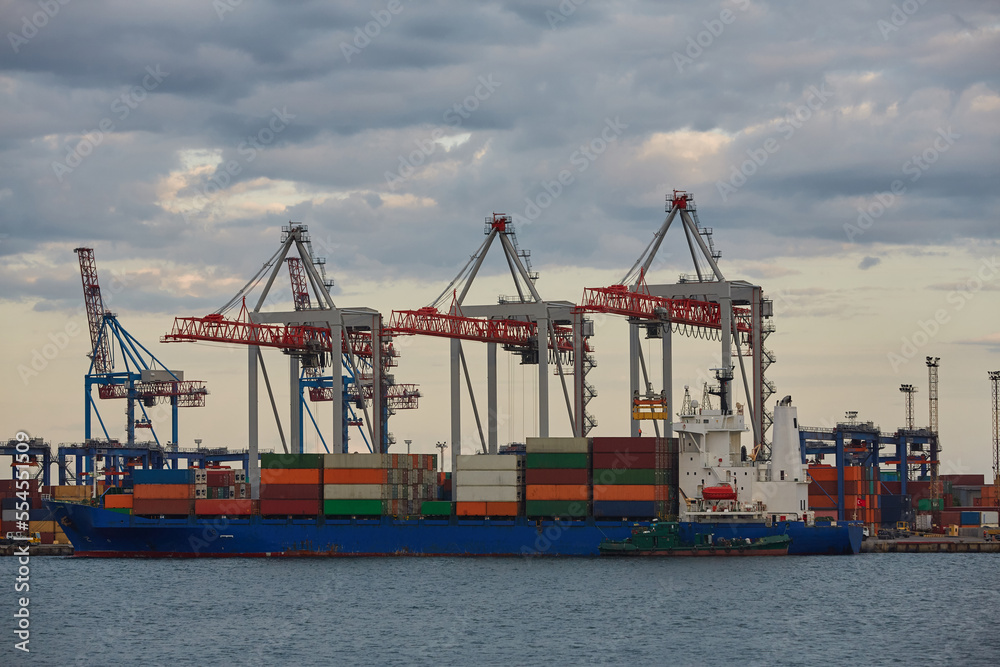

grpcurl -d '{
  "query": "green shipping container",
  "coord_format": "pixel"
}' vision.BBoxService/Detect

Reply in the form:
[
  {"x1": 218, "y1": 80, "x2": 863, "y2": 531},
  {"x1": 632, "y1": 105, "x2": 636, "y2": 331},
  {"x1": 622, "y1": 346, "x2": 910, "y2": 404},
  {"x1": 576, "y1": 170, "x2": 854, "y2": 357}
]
[
  {"x1": 525, "y1": 500, "x2": 589, "y2": 517},
  {"x1": 107, "y1": 507, "x2": 131, "y2": 515},
  {"x1": 323, "y1": 499, "x2": 383, "y2": 516},
  {"x1": 262, "y1": 453, "x2": 324, "y2": 469},
  {"x1": 525, "y1": 452, "x2": 589, "y2": 469},
  {"x1": 420, "y1": 501, "x2": 452, "y2": 516},
  {"x1": 592, "y1": 468, "x2": 656, "y2": 485}
]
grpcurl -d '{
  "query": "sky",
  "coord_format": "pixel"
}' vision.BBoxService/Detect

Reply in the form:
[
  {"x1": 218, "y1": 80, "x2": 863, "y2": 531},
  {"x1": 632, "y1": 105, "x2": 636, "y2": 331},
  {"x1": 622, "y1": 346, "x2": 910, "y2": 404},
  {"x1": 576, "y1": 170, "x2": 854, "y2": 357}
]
[{"x1": 1, "y1": 1, "x2": 998, "y2": 477}]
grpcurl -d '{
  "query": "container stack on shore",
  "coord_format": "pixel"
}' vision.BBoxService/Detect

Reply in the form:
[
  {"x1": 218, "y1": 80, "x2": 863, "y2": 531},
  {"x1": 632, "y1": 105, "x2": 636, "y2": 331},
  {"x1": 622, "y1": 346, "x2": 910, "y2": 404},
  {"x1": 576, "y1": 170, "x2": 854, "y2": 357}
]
[
  {"x1": 525, "y1": 437, "x2": 591, "y2": 518},
  {"x1": 808, "y1": 465, "x2": 880, "y2": 524},
  {"x1": 323, "y1": 453, "x2": 438, "y2": 517},
  {"x1": 454, "y1": 454, "x2": 524, "y2": 517},
  {"x1": 591, "y1": 437, "x2": 676, "y2": 519},
  {"x1": 260, "y1": 453, "x2": 322, "y2": 516}
]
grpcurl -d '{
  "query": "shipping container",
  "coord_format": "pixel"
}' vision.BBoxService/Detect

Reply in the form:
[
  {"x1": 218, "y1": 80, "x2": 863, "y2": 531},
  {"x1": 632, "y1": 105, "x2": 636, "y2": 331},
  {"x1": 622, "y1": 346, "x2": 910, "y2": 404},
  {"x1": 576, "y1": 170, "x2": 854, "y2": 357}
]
[
  {"x1": 261, "y1": 468, "x2": 321, "y2": 485},
  {"x1": 455, "y1": 486, "x2": 522, "y2": 503},
  {"x1": 52, "y1": 485, "x2": 91, "y2": 500},
  {"x1": 524, "y1": 469, "x2": 588, "y2": 485},
  {"x1": 591, "y1": 468, "x2": 656, "y2": 485},
  {"x1": 525, "y1": 452, "x2": 589, "y2": 469},
  {"x1": 980, "y1": 511, "x2": 999, "y2": 526},
  {"x1": 105, "y1": 507, "x2": 131, "y2": 515},
  {"x1": 260, "y1": 484, "x2": 321, "y2": 500},
  {"x1": 485, "y1": 501, "x2": 519, "y2": 516},
  {"x1": 132, "y1": 498, "x2": 192, "y2": 515},
  {"x1": 133, "y1": 484, "x2": 193, "y2": 500},
  {"x1": 525, "y1": 500, "x2": 589, "y2": 517},
  {"x1": 593, "y1": 452, "x2": 655, "y2": 469},
  {"x1": 456, "y1": 470, "x2": 522, "y2": 486},
  {"x1": 455, "y1": 501, "x2": 487, "y2": 516},
  {"x1": 525, "y1": 437, "x2": 590, "y2": 453},
  {"x1": 259, "y1": 499, "x2": 320, "y2": 515},
  {"x1": 525, "y1": 485, "x2": 588, "y2": 501},
  {"x1": 592, "y1": 485, "x2": 655, "y2": 502},
  {"x1": 262, "y1": 453, "x2": 323, "y2": 469},
  {"x1": 323, "y1": 468, "x2": 387, "y2": 485},
  {"x1": 323, "y1": 453, "x2": 389, "y2": 469},
  {"x1": 420, "y1": 500, "x2": 452, "y2": 516},
  {"x1": 323, "y1": 499, "x2": 384, "y2": 516},
  {"x1": 104, "y1": 494, "x2": 133, "y2": 509},
  {"x1": 323, "y1": 484, "x2": 383, "y2": 500},
  {"x1": 195, "y1": 499, "x2": 253, "y2": 515},
  {"x1": 960, "y1": 510, "x2": 981, "y2": 526},
  {"x1": 593, "y1": 500, "x2": 657, "y2": 518},
  {"x1": 456, "y1": 454, "x2": 523, "y2": 471},
  {"x1": 591, "y1": 437, "x2": 657, "y2": 454},
  {"x1": 132, "y1": 469, "x2": 193, "y2": 485}
]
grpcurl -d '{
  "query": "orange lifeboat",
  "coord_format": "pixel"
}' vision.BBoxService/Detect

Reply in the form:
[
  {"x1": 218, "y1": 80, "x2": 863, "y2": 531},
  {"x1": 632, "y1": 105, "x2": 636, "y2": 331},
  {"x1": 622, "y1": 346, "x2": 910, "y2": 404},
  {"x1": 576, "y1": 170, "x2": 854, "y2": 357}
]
[{"x1": 702, "y1": 484, "x2": 737, "y2": 501}]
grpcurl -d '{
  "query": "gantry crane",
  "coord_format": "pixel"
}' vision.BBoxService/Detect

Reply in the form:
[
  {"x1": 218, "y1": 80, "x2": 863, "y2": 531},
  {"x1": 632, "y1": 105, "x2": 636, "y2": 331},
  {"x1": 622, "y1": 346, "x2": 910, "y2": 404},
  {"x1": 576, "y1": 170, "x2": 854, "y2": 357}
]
[{"x1": 74, "y1": 248, "x2": 207, "y2": 452}]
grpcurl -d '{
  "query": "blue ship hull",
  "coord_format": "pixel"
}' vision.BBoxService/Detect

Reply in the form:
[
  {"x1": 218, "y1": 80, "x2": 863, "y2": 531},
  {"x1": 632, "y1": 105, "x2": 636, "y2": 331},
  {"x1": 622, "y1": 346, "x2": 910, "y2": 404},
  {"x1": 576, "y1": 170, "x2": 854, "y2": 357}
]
[{"x1": 48, "y1": 501, "x2": 861, "y2": 556}]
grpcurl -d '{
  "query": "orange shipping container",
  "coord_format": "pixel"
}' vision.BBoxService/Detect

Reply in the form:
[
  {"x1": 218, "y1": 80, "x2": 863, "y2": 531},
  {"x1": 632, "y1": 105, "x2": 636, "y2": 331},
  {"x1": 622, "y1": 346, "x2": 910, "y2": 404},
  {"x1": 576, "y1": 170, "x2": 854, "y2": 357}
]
[
  {"x1": 195, "y1": 499, "x2": 253, "y2": 515},
  {"x1": 104, "y1": 494, "x2": 133, "y2": 509},
  {"x1": 486, "y1": 501, "x2": 519, "y2": 516},
  {"x1": 133, "y1": 484, "x2": 191, "y2": 500},
  {"x1": 323, "y1": 468, "x2": 387, "y2": 485},
  {"x1": 456, "y1": 501, "x2": 487, "y2": 516},
  {"x1": 261, "y1": 468, "x2": 320, "y2": 485},
  {"x1": 526, "y1": 485, "x2": 588, "y2": 501},
  {"x1": 808, "y1": 466, "x2": 837, "y2": 482},
  {"x1": 593, "y1": 485, "x2": 655, "y2": 502}
]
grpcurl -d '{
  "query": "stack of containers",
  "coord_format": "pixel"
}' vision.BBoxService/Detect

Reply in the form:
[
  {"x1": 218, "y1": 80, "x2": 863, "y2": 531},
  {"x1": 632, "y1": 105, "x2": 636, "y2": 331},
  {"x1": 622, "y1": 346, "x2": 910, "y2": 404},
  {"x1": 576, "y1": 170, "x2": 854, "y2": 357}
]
[
  {"x1": 195, "y1": 468, "x2": 252, "y2": 516},
  {"x1": 322, "y1": 453, "x2": 438, "y2": 517},
  {"x1": 592, "y1": 436, "x2": 654, "y2": 518},
  {"x1": 525, "y1": 437, "x2": 590, "y2": 518},
  {"x1": 260, "y1": 453, "x2": 322, "y2": 516},
  {"x1": 453, "y1": 454, "x2": 524, "y2": 516},
  {"x1": 0, "y1": 479, "x2": 54, "y2": 543},
  {"x1": 132, "y1": 468, "x2": 194, "y2": 516},
  {"x1": 655, "y1": 437, "x2": 679, "y2": 518}
]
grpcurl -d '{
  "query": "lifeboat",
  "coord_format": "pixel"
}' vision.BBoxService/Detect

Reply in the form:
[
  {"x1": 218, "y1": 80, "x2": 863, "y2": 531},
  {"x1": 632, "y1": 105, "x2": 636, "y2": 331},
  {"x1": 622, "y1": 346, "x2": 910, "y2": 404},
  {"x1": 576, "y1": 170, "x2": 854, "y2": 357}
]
[{"x1": 702, "y1": 484, "x2": 737, "y2": 501}]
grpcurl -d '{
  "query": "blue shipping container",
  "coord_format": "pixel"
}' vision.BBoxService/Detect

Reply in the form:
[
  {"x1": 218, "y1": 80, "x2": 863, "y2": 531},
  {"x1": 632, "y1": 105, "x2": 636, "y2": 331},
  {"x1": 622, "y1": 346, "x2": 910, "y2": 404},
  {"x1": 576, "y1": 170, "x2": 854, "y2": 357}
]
[
  {"x1": 593, "y1": 500, "x2": 657, "y2": 518},
  {"x1": 959, "y1": 511, "x2": 980, "y2": 526},
  {"x1": 132, "y1": 468, "x2": 193, "y2": 485}
]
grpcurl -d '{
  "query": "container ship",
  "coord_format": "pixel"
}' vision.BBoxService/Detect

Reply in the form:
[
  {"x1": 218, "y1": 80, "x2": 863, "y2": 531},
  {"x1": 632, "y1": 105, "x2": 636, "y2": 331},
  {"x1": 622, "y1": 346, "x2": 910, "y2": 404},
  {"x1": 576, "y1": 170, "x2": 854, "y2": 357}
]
[{"x1": 47, "y1": 397, "x2": 862, "y2": 556}]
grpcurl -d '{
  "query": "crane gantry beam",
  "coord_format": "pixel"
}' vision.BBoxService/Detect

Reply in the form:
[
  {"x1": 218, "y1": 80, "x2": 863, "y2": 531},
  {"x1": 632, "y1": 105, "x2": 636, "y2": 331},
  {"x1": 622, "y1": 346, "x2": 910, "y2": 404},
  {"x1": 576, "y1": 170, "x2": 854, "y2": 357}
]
[
  {"x1": 386, "y1": 306, "x2": 577, "y2": 353},
  {"x1": 577, "y1": 284, "x2": 753, "y2": 335}
]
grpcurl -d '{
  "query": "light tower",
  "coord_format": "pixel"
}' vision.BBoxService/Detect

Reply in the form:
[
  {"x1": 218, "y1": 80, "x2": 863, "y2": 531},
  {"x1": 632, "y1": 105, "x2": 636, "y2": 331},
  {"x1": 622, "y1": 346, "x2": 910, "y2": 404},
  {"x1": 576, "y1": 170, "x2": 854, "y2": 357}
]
[
  {"x1": 899, "y1": 384, "x2": 917, "y2": 430},
  {"x1": 926, "y1": 357, "x2": 940, "y2": 498},
  {"x1": 435, "y1": 441, "x2": 448, "y2": 473},
  {"x1": 989, "y1": 371, "x2": 1000, "y2": 506}
]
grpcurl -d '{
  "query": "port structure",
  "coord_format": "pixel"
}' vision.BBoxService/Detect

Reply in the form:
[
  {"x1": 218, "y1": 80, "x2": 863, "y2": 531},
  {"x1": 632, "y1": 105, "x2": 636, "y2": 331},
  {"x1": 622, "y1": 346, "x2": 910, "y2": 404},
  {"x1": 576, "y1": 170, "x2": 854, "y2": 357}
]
[
  {"x1": 163, "y1": 225, "x2": 416, "y2": 498},
  {"x1": 900, "y1": 384, "x2": 917, "y2": 429},
  {"x1": 387, "y1": 213, "x2": 585, "y2": 478},
  {"x1": 926, "y1": 356, "x2": 941, "y2": 501},
  {"x1": 990, "y1": 370, "x2": 999, "y2": 505},
  {"x1": 573, "y1": 191, "x2": 775, "y2": 459},
  {"x1": 74, "y1": 248, "x2": 207, "y2": 454}
]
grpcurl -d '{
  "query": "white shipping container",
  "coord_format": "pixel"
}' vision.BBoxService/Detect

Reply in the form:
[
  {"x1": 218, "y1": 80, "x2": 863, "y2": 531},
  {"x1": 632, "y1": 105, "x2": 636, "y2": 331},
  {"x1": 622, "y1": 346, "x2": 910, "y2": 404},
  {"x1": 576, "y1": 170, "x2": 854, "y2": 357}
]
[
  {"x1": 915, "y1": 514, "x2": 932, "y2": 531},
  {"x1": 323, "y1": 453, "x2": 389, "y2": 469},
  {"x1": 455, "y1": 485, "x2": 522, "y2": 503},
  {"x1": 323, "y1": 484, "x2": 384, "y2": 500},
  {"x1": 525, "y1": 437, "x2": 589, "y2": 453},
  {"x1": 457, "y1": 470, "x2": 522, "y2": 486},
  {"x1": 456, "y1": 454, "x2": 523, "y2": 471},
  {"x1": 981, "y1": 511, "x2": 999, "y2": 527}
]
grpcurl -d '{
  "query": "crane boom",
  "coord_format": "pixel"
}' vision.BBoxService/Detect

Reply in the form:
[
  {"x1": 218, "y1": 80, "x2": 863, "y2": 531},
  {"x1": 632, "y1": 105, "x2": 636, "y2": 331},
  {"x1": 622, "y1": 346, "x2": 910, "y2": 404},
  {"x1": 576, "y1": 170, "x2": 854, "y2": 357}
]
[
  {"x1": 287, "y1": 257, "x2": 312, "y2": 310},
  {"x1": 74, "y1": 248, "x2": 113, "y2": 373}
]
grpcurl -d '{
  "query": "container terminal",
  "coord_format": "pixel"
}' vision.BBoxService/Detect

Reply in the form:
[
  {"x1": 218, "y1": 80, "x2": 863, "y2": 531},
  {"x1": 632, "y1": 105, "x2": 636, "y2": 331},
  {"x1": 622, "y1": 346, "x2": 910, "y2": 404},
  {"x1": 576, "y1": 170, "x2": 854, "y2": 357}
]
[{"x1": 3, "y1": 191, "x2": 998, "y2": 555}]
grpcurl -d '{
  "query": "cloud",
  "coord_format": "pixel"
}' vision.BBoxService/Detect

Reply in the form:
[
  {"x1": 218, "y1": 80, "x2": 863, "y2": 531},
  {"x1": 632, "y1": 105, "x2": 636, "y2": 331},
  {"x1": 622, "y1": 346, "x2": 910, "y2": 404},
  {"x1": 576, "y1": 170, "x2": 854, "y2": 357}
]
[{"x1": 858, "y1": 256, "x2": 881, "y2": 270}]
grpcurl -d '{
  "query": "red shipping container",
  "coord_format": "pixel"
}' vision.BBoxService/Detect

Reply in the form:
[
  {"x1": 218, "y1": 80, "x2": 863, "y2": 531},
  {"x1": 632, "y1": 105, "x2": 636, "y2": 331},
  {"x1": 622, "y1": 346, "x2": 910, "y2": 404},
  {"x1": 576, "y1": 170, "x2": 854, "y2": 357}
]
[
  {"x1": 195, "y1": 499, "x2": 253, "y2": 515},
  {"x1": 592, "y1": 437, "x2": 657, "y2": 454},
  {"x1": 261, "y1": 468, "x2": 320, "y2": 485},
  {"x1": 134, "y1": 484, "x2": 192, "y2": 500},
  {"x1": 486, "y1": 501, "x2": 519, "y2": 516},
  {"x1": 324, "y1": 468, "x2": 387, "y2": 485},
  {"x1": 133, "y1": 498, "x2": 192, "y2": 515},
  {"x1": 39, "y1": 532, "x2": 55, "y2": 545},
  {"x1": 525, "y1": 469, "x2": 588, "y2": 485},
  {"x1": 259, "y1": 499, "x2": 319, "y2": 515},
  {"x1": 207, "y1": 470, "x2": 235, "y2": 487},
  {"x1": 260, "y1": 484, "x2": 320, "y2": 500},
  {"x1": 593, "y1": 452, "x2": 655, "y2": 470}
]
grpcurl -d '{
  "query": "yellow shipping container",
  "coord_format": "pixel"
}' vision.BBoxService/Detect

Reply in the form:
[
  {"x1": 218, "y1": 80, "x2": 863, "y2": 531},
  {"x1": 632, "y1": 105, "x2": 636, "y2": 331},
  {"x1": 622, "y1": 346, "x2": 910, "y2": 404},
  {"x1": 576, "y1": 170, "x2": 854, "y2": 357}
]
[
  {"x1": 29, "y1": 520, "x2": 56, "y2": 533},
  {"x1": 53, "y1": 485, "x2": 93, "y2": 500}
]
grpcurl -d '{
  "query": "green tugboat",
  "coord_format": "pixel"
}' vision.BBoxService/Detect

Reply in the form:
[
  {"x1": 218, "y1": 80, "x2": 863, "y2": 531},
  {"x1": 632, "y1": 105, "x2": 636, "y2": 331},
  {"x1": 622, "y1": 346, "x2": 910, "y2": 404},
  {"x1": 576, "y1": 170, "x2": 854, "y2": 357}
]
[{"x1": 599, "y1": 521, "x2": 791, "y2": 557}]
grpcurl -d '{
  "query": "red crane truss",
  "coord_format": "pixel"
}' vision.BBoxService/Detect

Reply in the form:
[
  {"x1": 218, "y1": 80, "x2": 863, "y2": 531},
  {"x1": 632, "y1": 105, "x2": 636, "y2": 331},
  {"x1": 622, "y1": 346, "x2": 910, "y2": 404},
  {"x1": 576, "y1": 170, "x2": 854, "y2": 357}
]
[
  {"x1": 74, "y1": 248, "x2": 113, "y2": 374},
  {"x1": 97, "y1": 380, "x2": 208, "y2": 407},
  {"x1": 309, "y1": 383, "x2": 421, "y2": 410},
  {"x1": 386, "y1": 307, "x2": 576, "y2": 352},
  {"x1": 577, "y1": 285, "x2": 752, "y2": 336},
  {"x1": 286, "y1": 257, "x2": 312, "y2": 310}
]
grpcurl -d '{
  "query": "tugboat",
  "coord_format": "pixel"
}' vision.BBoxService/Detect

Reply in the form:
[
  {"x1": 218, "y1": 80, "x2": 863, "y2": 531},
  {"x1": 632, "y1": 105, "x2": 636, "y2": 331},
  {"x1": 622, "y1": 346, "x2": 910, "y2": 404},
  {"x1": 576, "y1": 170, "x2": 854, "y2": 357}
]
[{"x1": 599, "y1": 521, "x2": 791, "y2": 557}]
